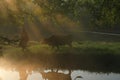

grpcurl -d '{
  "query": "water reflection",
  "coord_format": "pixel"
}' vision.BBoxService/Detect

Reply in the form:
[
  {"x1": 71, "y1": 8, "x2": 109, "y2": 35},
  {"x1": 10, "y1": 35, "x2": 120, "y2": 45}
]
[
  {"x1": 0, "y1": 68, "x2": 120, "y2": 80},
  {"x1": 0, "y1": 57, "x2": 120, "y2": 80},
  {"x1": 41, "y1": 69, "x2": 72, "y2": 80},
  {"x1": 0, "y1": 69, "x2": 19, "y2": 80},
  {"x1": 19, "y1": 68, "x2": 28, "y2": 80},
  {"x1": 72, "y1": 70, "x2": 120, "y2": 80},
  {"x1": 27, "y1": 72, "x2": 42, "y2": 80}
]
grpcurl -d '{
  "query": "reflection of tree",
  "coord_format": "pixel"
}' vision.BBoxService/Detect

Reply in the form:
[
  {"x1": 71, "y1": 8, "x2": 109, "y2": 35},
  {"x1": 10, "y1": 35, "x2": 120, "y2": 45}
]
[
  {"x1": 17, "y1": 65, "x2": 34, "y2": 80},
  {"x1": 19, "y1": 67, "x2": 28, "y2": 80},
  {"x1": 19, "y1": 71, "x2": 27, "y2": 80}
]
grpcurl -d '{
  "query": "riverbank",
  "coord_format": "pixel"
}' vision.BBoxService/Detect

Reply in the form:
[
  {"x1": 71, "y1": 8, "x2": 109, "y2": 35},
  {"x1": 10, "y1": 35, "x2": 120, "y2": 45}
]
[{"x1": 1, "y1": 41, "x2": 120, "y2": 73}]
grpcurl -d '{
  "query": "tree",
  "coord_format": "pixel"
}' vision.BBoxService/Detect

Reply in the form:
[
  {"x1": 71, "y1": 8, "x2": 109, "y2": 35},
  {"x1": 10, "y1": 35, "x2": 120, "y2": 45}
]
[{"x1": 87, "y1": 0, "x2": 120, "y2": 28}]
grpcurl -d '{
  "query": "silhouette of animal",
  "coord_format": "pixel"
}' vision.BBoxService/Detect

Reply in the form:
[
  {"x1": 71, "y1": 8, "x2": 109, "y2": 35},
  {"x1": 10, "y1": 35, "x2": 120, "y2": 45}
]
[{"x1": 41, "y1": 34, "x2": 72, "y2": 49}]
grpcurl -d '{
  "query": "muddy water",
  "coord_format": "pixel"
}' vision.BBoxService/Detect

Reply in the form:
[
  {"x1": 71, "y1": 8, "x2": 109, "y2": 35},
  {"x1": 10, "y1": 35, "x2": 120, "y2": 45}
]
[
  {"x1": 0, "y1": 68, "x2": 120, "y2": 80},
  {"x1": 0, "y1": 57, "x2": 120, "y2": 80}
]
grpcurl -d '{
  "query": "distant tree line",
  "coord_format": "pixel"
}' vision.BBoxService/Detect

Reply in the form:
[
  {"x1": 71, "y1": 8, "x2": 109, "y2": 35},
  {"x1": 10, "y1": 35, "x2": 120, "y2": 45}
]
[
  {"x1": 0, "y1": 0, "x2": 120, "y2": 33},
  {"x1": 33, "y1": 0, "x2": 120, "y2": 33}
]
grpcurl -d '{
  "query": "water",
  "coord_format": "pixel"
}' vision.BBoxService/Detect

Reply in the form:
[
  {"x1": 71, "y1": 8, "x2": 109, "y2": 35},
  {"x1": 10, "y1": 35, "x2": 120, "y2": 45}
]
[
  {"x1": 0, "y1": 68, "x2": 120, "y2": 80},
  {"x1": 0, "y1": 56, "x2": 120, "y2": 80},
  {"x1": 72, "y1": 70, "x2": 120, "y2": 80}
]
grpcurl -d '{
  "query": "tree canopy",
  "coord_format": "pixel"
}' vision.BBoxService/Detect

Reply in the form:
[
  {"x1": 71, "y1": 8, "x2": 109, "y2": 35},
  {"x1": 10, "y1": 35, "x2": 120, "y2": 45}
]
[{"x1": 0, "y1": 0, "x2": 120, "y2": 32}]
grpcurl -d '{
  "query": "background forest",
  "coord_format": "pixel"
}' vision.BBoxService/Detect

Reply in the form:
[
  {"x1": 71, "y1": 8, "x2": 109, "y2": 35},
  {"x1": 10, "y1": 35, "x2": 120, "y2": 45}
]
[{"x1": 0, "y1": 0, "x2": 120, "y2": 41}]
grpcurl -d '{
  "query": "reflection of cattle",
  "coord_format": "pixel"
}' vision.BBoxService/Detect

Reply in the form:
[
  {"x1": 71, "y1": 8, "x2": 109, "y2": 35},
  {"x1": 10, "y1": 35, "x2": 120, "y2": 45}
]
[
  {"x1": 41, "y1": 69, "x2": 72, "y2": 80},
  {"x1": 41, "y1": 69, "x2": 83, "y2": 80},
  {"x1": 42, "y1": 35, "x2": 72, "y2": 49},
  {"x1": 19, "y1": 68, "x2": 28, "y2": 80}
]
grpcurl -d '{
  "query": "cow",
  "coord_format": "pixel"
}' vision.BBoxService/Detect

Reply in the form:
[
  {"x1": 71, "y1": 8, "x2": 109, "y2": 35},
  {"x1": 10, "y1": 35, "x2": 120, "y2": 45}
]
[{"x1": 41, "y1": 34, "x2": 73, "y2": 49}]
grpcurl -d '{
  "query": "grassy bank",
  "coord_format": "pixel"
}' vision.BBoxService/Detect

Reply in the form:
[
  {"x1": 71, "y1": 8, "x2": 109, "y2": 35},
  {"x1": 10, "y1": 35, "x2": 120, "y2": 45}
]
[
  {"x1": 0, "y1": 41, "x2": 120, "y2": 73},
  {"x1": 1, "y1": 41, "x2": 120, "y2": 59}
]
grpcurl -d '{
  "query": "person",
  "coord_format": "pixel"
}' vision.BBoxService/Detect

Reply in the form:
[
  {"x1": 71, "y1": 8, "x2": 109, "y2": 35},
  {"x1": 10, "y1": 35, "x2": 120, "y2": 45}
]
[{"x1": 19, "y1": 27, "x2": 29, "y2": 51}]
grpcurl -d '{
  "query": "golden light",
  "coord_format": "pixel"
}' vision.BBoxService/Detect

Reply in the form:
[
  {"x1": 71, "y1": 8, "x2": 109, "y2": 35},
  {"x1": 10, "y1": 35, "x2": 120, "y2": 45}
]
[
  {"x1": 5, "y1": 0, "x2": 11, "y2": 3},
  {"x1": 0, "y1": 0, "x2": 82, "y2": 41},
  {"x1": 4, "y1": 0, "x2": 18, "y2": 11}
]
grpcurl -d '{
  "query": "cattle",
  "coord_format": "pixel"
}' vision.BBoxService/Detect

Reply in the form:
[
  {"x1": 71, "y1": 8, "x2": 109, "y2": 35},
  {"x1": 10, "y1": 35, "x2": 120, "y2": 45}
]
[{"x1": 41, "y1": 34, "x2": 73, "y2": 49}]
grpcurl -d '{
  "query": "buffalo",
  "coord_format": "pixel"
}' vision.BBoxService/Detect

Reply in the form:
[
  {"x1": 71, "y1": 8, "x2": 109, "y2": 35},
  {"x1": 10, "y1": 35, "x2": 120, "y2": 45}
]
[{"x1": 41, "y1": 34, "x2": 73, "y2": 49}]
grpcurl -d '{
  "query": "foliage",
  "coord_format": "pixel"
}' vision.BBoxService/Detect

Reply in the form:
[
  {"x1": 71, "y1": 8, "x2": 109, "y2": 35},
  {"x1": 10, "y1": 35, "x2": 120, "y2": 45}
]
[
  {"x1": 0, "y1": 0, "x2": 120, "y2": 32},
  {"x1": 87, "y1": 0, "x2": 120, "y2": 28},
  {"x1": 33, "y1": 0, "x2": 120, "y2": 31}
]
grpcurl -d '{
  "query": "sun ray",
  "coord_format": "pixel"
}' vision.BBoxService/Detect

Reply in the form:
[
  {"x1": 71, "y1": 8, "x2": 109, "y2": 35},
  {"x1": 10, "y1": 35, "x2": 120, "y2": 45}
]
[
  {"x1": 26, "y1": 22, "x2": 43, "y2": 41},
  {"x1": 0, "y1": 0, "x2": 83, "y2": 42}
]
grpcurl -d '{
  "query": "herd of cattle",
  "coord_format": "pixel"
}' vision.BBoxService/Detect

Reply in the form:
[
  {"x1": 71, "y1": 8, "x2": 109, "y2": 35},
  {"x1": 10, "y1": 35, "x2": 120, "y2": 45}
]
[{"x1": 0, "y1": 34, "x2": 73, "y2": 50}]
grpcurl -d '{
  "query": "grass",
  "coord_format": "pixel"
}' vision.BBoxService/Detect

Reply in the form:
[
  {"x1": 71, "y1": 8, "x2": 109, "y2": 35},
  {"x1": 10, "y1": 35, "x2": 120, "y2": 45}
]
[
  {"x1": 1, "y1": 41, "x2": 120, "y2": 55},
  {"x1": 1, "y1": 41, "x2": 120, "y2": 61}
]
